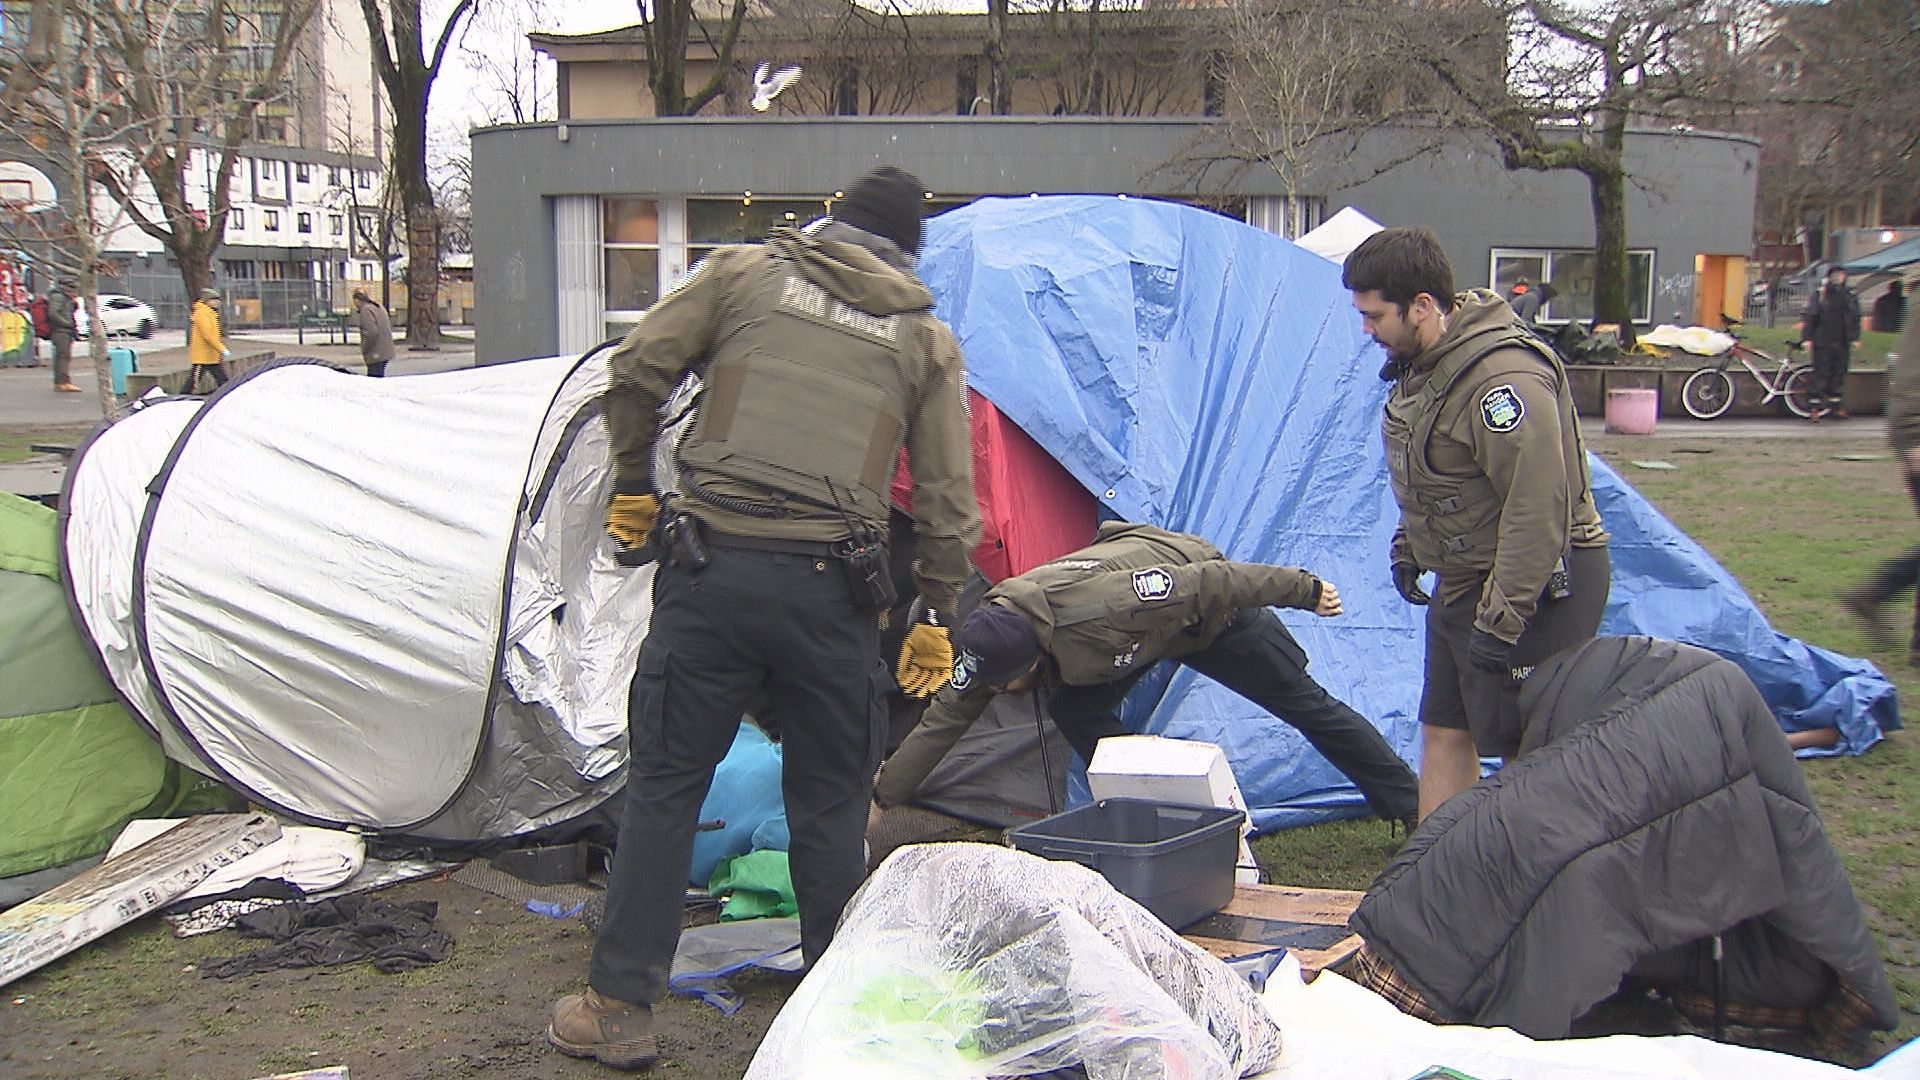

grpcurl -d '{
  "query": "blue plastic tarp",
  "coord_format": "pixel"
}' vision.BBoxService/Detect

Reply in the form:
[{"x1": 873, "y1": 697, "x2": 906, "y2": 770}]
[{"x1": 919, "y1": 194, "x2": 1896, "y2": 832}]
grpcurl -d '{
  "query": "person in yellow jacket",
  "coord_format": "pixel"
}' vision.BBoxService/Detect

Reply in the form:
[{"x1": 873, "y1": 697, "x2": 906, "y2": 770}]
[{"x1": 187, "y1": 288, "x2": 230, "y2": 395}]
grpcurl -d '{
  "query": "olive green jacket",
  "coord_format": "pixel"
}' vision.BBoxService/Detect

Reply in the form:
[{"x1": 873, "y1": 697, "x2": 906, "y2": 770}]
[
  {"x1": 602, "y1": 224, "x2": 980, "y2": 611},
  {"x1": 874, "y1": 521, "x2": 1323, "y2": 806},
  {"x1": 1385, "y1": 292, "x2": 1606, "y2": 642}
]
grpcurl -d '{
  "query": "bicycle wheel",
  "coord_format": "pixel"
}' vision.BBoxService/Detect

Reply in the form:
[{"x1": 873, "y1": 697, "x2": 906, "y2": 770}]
[
  {"x1": 1782, "y1": 367, "x2": 1815, "y2": 418},
  {"x1": 1681, "y1": 367, "x2": 1736, "y2": 420}
]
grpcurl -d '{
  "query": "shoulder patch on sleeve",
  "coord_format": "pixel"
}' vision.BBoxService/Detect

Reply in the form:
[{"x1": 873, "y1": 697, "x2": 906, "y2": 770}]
[
  {"x1": 1132, "y1": 567, "x2": 1175, "y2": 602},
  {"x1": 1479, "y1": 384, "x2": 1526, "y2": 433}
]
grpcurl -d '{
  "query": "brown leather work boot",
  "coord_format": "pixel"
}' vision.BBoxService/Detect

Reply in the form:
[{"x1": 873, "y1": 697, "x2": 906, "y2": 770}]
[{"x1": 547, "y1": 988, "x2": 658, "y2": 1069}]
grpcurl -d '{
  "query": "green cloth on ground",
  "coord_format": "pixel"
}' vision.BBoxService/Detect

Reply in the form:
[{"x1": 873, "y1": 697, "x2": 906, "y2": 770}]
[{"x1": 709, "y1": 850, "x2": 798, "y2": 921}]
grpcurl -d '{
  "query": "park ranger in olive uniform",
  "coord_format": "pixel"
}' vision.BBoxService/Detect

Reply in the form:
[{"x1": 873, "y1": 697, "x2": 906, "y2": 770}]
[
  {"x1": 548, "y1": 166, "x2": 982, "y2": 1071},
  {"x1": 1345, "y1": 227, "x2": 1610, "y2": 820},
  {"x1": 873, "y1": 521, "x2": 1419, "y2": 824}
]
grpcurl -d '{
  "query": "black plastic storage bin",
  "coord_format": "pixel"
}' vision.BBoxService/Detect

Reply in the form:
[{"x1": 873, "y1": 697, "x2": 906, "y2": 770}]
[{"x1": 1006, "y1": 798, "x2": 1245, "y2": 929}]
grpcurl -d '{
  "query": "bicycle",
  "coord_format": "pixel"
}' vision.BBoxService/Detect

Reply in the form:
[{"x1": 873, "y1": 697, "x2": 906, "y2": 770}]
[{"x1": 1678, "y1": 319, "x2": 1812, "y2": 420}]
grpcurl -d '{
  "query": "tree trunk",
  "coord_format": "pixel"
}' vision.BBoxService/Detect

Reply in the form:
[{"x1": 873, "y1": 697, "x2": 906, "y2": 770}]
[
  {"x1": 1587, "y1": 164, "x2": 1634, "y2": 346},
  {"x1": 393, "y1": 100, "x2": 440, "y2": 348},
  {"x1": 986, "y1": 0, "x2": 1011, "y2": 114},
  {"x1": 648, "y1": 0, "x2": 690, "y2": 116}
]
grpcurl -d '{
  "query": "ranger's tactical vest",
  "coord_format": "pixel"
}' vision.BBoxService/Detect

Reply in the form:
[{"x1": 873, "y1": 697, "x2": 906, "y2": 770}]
[
  {"x1": 1382, "y1": 326, "x2": 1588, "y2": 573},
  {"x1": 677, "y1": 260, "x2": 916, "y2": 528}
]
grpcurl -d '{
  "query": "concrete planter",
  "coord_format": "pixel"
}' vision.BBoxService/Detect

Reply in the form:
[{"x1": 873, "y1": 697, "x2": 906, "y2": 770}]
[{"x1": 1566, "y1": 365, "x2": 1888, "y2": 418}]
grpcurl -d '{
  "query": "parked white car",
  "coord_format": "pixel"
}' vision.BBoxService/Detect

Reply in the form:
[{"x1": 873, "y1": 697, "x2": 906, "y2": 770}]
[{"x1": 74, "y1": 294, "x2": 159, "y2": 339}]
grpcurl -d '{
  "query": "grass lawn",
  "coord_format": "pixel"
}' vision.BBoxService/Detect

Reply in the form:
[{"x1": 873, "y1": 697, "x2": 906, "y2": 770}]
[
  {"x1": 1254, "y1": 424, "x2": 1920, "y2": 1055},
  {"x1": 1733, "y1": 323, "x2": 1902, "y2": 367},
  {"x1": 0, "y1": 424, "x2": 95, "y2": 465}
]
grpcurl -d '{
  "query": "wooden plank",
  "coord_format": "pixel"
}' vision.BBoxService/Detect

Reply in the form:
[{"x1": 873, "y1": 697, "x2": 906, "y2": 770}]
[
  {"x1": 1217, "y1": 883, "x2": 1364, "y2": 924},
  {"x1": 1181, "y1": 883, "x2": 1364, "y2": 976},
  {"x1": 0, "y1": 813, "x2": 281, "y2": 987}
]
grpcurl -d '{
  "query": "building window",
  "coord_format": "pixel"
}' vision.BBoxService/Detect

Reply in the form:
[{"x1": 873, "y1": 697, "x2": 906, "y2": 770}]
[
  {"x1": 297, "y1": 212, "x2": 313, "y2": 233},
  {"x1": 262, "y1": 261, "x2": 286, "y2": 281},
  {"x1": 264, "y1": 209, "x2": 281, "y2": 230},
  {"x1": 1203, "y1": 53, "x2": 1227, "y2": 118},
  {"x1": 688, "y1": 196, "x2": 830, "y2": 269},
  {"x1": 357, "y1": 211, "x2": 377, "y2": 238},
  {"x1": 228, "y1": 208, "x2": 245, "y2": 230},
  {"x1": 1491, "y1": 247, "x2": 1655, "y2": 325},
  {"x1": 295, "y1": 162, "x2": 310, "y2": 183},
  {"x1": 328, "y1": 166, "x2": 342, "y2": 186},
  {"x1": 356, "y1": 170, "x2": 371, "y2": 190},
  {"x1": 834, "y1": 66, "x2": 859, "y2": 116},
  {"x1": 221, "y1": 259, "x2": 257, "y2": 280},
  {"x1": 329, "y1": 214, "x2": 344, "y2": 235},
  {"x1": 602, "y1": 198, "x2": 660, "y2": 317},
  {"x1": 260, "y1": 160, "x2": 276, "y2": 179},
  {"x1": 956, "y1": 58, "x2": 979, "y2": 115}
]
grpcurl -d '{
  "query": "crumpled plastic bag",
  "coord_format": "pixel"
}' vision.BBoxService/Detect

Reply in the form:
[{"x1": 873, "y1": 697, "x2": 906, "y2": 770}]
[{"x1": 743, "y1": 843, "x2": 1283, "y2": 1080}]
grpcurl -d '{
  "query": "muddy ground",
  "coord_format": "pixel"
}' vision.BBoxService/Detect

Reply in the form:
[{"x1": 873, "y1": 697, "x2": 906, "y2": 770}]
[{"x1": 2, "y1": 875, "x2": 796, "y2": 1080}]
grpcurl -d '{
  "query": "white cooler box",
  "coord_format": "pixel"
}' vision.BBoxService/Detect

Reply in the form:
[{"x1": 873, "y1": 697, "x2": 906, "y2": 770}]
[{"x1": 1087, "y1": 735, "x2": 1260, "y2": 885}]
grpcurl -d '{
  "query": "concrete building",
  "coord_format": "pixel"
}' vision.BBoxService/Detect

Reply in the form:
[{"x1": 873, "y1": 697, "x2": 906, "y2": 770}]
[
  {"x1": 469, "y1": 18, "x2": 1756, "y2": 364},
  {"x1": 473, "y1": 116, "x2": 1756, "y2": 365}
]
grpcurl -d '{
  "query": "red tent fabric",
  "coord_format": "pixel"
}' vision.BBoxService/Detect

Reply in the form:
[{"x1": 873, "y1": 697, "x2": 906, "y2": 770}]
[{"x1": 893, "y1": 390, "x2": 1098, "y2": 583}]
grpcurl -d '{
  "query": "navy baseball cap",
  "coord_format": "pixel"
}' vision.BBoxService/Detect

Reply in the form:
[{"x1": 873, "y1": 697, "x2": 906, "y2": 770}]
[{"x1": 952, "y1": 603, "x2": 1041, "y2": 691}]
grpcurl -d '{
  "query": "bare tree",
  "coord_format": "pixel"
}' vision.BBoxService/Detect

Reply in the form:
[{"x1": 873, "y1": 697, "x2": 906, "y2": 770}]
[
  {"x1": 1741, "y1": 0, "x2": 1920, "y2": 245},
  {"x1": 1157, "y1": 0, "x2": 1448, "y2": 236},
  {"x1": 9, "y1": 0, "x2": 326, "y2": 305},
  {"x1": 630, "y1": 0, "x2": 749, "y2": 117},
  {"x1": 358, "y1": 0, "x2": 476, "y2": 350},
  {"x1": 0, "y1": 0, "x2": 154, "y2": 416},
  {"x1": 751, "y1": 0, "x2": 934, "y2": 118},
  {"x1": 1398, "y1": 0, "x2": 1752, "y2": 340},
  {"x1": 1015, "y1": 0, "x2": 1196, "y2": 117},
  {"x1": 462, "y1": 0, "x2": 557, "y2": 126}
]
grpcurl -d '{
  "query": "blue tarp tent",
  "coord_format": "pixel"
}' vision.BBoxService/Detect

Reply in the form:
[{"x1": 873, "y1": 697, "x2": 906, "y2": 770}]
[{"x1": 919, "y1": 195, "x2": 1897, "y2": 831}]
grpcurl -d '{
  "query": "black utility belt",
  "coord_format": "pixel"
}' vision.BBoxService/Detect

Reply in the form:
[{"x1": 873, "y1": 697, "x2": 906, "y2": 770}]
[
  {"x1": 704, "y1": 532, "x2": 840, "y2": 558},
  {"x1": 681, "y1": 521, "x2": 896, "y2": 614}
]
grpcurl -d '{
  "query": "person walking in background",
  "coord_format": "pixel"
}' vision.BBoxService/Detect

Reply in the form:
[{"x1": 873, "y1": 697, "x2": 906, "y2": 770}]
[
  {"x1": 1843, "y1": 315, "x2": 1920, "y2": 666},
  {"x1": 1800, "y1": 265, "x2": 1861, "y2": 420},
  {"x1": 1344, "y1": 227, "x2": 1611, "y2": 820},
  {"x1": 1872, "y1": 280, "x2": 1906, "y2": 334},
  {"x1": 354, "y1": 290, "x2": 395, "y2": 377},
  {"x1": 46, "y1": 279, "x2": 78, "y2": 392},
  {"x1": 186, "y1": 288, "x2": 230, "y2": 396},
  {"x1": 545, "y1": 165, "x2": 981, "y2": 1071}
]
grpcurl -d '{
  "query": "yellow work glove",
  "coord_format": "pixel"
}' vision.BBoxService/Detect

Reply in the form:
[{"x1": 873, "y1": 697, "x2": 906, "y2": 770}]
[
  {"x1": 606, "y1": 493, "x2": 660, "y2": 549},
  {"x1": 895, "y1": 622, "x2": 954, "y2": 698}
]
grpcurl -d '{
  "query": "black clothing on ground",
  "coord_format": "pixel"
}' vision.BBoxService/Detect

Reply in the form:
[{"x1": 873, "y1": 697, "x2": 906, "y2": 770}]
[
  {"x1": 1420, "y1": 544, "x2": 1611, "y2": 759},
  {"x1": 200, "y1": 896, "x2": 453, "y2": 979},
  {"x1": 590, "y1": 544, "x2": 885, "y2": 1004},
  {"x1": 1043, "y1": 607, "x2": 1418, "y2": 823}
]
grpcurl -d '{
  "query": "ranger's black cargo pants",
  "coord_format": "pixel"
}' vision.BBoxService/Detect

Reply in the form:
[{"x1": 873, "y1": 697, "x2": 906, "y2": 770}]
[
  {"x1": 589, "y1": 542, "x2": 887, "y2": 1005},
  {"x1": 1044, "y1": 608, "x2": 1420, "y2": 824}
]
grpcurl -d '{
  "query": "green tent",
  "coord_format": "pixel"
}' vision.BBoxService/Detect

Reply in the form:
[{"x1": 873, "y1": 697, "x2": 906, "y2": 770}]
[{"x1": 0, "y1": 492, "x2": 219, "y2": 878}]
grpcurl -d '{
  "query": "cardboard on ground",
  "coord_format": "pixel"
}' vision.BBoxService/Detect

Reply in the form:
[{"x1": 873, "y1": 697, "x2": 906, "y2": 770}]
[
  {"x1": 0, "y1": 813, "x2": 282, "y2": 987},
  {"x1": 1087, "y1": 735, "x2": 1260, "y2": 886}
]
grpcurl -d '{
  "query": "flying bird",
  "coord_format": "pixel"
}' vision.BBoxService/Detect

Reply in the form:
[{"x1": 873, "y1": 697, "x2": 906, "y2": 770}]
[{"x1": 750, "y1": 63, "x2": 802, "y2": 112}]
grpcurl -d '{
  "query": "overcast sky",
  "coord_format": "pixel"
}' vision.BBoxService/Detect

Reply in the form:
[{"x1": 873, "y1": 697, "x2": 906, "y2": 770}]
[{"x1": 430, "y1": 1, "x2": 632, "y2": 140}]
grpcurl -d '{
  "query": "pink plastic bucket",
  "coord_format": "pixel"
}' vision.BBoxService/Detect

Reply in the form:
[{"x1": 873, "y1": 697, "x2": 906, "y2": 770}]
[{"x1": 1604, "y1": 388, "x2": 1659, "y2": 434}]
